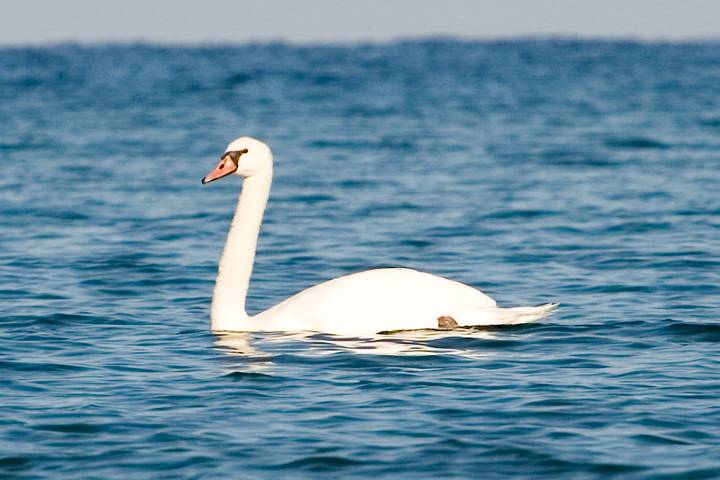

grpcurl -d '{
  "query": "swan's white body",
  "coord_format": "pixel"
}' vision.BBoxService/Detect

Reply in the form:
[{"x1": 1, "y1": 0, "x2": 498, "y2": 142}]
[{"x1": 205, "y1": 137, "x2": 557, "y2": 335}]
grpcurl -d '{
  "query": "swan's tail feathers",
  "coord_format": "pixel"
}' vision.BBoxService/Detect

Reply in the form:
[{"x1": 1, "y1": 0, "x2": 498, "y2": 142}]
[{"x1": 458, "y1": 302, "x2": 559, "y2": 327}]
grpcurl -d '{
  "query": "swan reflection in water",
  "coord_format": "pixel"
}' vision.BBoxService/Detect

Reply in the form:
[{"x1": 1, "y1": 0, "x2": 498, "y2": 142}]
[{"x1": 214, "y1": 327, "x2": 510, "y2": 362}]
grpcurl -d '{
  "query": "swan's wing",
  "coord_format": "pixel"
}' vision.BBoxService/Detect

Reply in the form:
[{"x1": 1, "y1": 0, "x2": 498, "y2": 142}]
[{"x1": 258, "y1": 268, "x2": 498, "y2": 334}]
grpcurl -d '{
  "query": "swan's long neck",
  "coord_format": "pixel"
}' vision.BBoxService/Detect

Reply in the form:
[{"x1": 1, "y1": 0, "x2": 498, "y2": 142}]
[{"x1": 211, "y1": 169, "x2": 272, "y2": 331}]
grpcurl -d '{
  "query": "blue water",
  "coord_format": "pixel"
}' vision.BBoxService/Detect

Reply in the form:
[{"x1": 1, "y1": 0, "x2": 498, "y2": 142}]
[{"x1": 1, "y1": 40, "x2": 720, "y2": 478}]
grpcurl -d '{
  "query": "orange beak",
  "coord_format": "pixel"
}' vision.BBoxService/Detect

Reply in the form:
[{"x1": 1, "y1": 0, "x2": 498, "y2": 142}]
[{"x1": 202, "y1": 155, "x2": 237, "y2": 184}]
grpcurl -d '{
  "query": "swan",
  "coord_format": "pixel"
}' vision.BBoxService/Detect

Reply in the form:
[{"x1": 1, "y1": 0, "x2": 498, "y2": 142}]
[{"x1": 203, "y1": 136, "x2": 558, "y2": 335}]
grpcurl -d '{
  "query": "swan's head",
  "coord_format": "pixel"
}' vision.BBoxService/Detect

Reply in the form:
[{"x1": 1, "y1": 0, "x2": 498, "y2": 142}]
[{"x1": 202, "y1": 136, "x2": 273, "y2": 184}]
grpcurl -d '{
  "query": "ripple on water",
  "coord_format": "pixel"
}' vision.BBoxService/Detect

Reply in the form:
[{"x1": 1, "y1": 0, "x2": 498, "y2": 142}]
[{"x1": 2, "y1": 40, "x2": 720, "y2": 479}]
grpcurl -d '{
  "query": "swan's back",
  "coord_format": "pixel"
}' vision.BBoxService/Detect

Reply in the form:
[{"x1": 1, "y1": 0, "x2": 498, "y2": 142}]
[{"x1": 256, "y1": 268, "x2": 497, "y2": 334}]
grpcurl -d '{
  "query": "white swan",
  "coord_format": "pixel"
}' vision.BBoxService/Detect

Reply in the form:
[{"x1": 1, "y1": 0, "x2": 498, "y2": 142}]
[{"x1": 203, "y1": 136, "x2": 557, "y2": 336}]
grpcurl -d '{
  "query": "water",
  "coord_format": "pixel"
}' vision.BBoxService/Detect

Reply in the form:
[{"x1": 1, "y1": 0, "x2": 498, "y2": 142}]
[{"x1": 1, "y1": 39, "x2": 720, "y2": 478}]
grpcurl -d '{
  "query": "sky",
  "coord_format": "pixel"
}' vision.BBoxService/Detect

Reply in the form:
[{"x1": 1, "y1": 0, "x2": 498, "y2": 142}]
[{"x1": 2, "y1": 0, "x2": 720, "y2": 45}]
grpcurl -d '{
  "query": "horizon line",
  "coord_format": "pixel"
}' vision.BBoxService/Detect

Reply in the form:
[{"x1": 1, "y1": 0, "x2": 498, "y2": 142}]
[{"x1": 3, "y1": 33, "x2": 720, "y2": 49}]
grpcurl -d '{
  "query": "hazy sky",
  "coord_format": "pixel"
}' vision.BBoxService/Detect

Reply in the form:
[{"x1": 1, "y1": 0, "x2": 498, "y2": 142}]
[{"x1": 2, "y1": 0, "x2": 720, "y2": 45}]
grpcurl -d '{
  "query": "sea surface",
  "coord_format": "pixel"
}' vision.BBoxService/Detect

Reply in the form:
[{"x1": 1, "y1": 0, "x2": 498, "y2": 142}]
[{"x1": 1, "y1": 39, "x2": 720, "y2": 479}]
